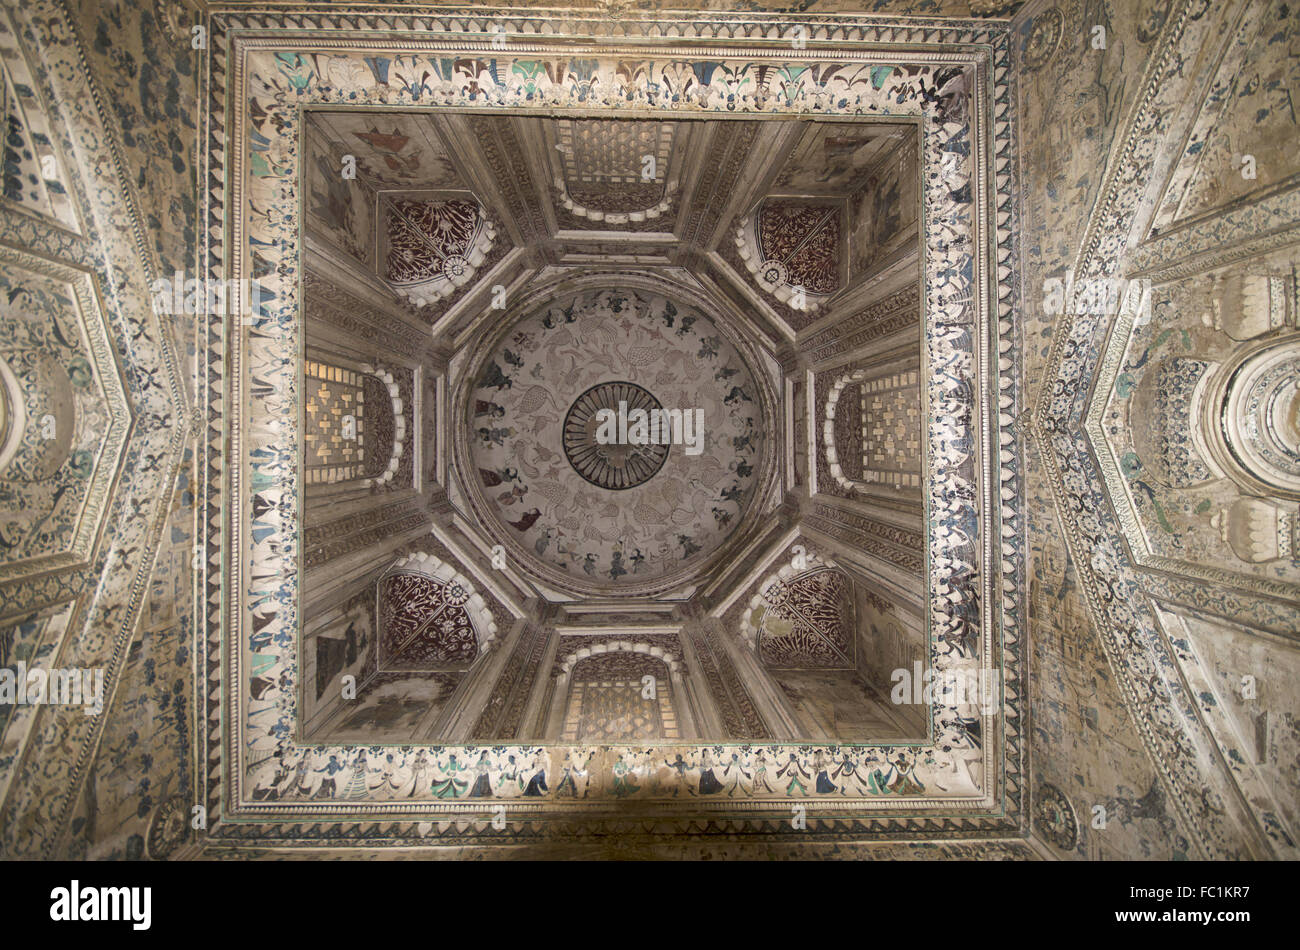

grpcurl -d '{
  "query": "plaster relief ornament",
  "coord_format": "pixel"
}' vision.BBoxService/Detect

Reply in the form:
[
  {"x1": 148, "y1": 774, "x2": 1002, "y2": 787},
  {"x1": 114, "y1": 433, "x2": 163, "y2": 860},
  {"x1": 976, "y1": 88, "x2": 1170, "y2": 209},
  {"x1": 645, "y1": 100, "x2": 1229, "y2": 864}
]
[
  {"x1": 1212, "y1": 497, "x2": 1297, "y2": 564},
  {"x1": 1022, "y1": 7, "x2": 1065, "y2": 71},
  {"x1": 1214, "y1": 334, "x2": 1300, "y2": 500},
  {"x1": 1033, "y1": 783, "x2": 1080, "y2": 852},
  {"x1": 1205, "y1": 273, "x2": 1293, "y2": 342},
  {"x1": 360, "y1": 364, "x2": 406, "y2": 488}
]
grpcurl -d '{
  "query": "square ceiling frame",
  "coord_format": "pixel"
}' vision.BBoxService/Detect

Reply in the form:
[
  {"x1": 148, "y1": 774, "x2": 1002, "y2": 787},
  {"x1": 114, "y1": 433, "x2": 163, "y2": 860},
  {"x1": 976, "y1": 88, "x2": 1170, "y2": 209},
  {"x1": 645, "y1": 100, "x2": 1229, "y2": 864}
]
[{"x1": 201, "y1": 5, "x2": 1024, "y2": 848}]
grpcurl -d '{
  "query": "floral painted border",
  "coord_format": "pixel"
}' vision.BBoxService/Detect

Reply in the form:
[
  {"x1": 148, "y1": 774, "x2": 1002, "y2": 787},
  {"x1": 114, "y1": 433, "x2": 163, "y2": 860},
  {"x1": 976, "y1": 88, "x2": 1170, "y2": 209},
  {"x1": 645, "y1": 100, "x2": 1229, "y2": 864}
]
[{"x1": 202, "y1": 8, "x2": 1023, "y2": 843}]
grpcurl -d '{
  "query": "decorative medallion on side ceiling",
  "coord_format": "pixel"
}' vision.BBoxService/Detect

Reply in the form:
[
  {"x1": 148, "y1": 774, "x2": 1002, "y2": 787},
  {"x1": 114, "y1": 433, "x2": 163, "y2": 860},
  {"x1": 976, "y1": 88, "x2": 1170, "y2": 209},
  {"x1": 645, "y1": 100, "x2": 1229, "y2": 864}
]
[
  {"x1": 735, "y1": 200, "x2": 842, "y2": 311},
  {"x1": 725, "y1": 121, "x2": 917, "y2": 326},
  {"x1": 742, "y1": 564, "x2": 855, "y2": 670},
  {"x1": 462, "y1": 286, "x2": 769, "y2": 593},
  {"x1": 1093, "y1": 269, "x2": 1300, "y2": 597},
  {"x1": 377, "y1": 553, "x2": 497, "y2": 671},
  {"x1": 383, "y1": 196, "x2": 496, "y2": 308}
]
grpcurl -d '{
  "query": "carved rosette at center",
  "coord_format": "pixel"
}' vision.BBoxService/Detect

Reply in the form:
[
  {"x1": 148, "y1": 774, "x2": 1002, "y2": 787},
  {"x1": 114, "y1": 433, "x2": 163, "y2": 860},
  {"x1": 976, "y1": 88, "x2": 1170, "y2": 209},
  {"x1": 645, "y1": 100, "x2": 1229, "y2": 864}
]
[{"x1": 563, "y1": 381, "x2": 670, "y2": 490}]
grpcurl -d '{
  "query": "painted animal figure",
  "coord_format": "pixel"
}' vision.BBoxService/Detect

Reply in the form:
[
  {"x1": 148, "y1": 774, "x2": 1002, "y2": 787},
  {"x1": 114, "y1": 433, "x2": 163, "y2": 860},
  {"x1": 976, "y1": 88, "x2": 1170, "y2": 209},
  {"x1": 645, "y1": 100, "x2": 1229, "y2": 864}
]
[
  {"x1": 508, "y1": 508, "x2": 542, "y2": 532},
  {"x1": 479, "y1": 360, "x2": 513, "y2": 390}
]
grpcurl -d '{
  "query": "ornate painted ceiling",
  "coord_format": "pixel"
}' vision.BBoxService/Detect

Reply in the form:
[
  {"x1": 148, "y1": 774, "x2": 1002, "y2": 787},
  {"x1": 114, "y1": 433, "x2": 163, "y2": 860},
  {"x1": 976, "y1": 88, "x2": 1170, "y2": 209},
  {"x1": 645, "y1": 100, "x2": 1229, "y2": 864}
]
[
  {"x1": 0, "y1": 0, "x2": 1296, "y2": 865},
  {"x1": 462, "y1": 286, "x2": 770, "y2": 591}
]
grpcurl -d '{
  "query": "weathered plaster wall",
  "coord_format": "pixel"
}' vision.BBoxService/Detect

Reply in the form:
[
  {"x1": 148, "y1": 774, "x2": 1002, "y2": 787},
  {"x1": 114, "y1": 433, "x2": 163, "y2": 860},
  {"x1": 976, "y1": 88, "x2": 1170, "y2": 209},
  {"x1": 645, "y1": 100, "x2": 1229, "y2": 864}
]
[
  {"x1": 1015, "y1": 0, "x2": 1300, "y2": 858},
  {"x1": 70, "y1": 0, "x2": 202, "y2": 861},
  {"x1": 0, "y1": 0, "x2": 198, "y2": 860},
  {"x1": 1015, "y1": 0, "x2": 1199, "y2": 861}
]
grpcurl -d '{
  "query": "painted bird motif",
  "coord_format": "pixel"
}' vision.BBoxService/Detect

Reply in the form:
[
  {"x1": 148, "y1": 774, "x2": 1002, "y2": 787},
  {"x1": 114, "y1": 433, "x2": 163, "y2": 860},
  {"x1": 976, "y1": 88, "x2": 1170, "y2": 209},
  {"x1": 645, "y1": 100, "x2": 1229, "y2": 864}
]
[{"x1": 514, "y1": 385, "x2": 563, "y2": 415}]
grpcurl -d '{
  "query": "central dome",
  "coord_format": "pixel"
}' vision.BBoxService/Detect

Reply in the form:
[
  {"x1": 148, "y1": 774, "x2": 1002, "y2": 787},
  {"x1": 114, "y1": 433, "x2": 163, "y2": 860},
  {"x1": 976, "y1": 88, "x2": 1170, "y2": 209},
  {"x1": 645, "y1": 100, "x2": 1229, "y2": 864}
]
[{"x1": 464, "y1": 286, "x2": 767, "y2": 591}]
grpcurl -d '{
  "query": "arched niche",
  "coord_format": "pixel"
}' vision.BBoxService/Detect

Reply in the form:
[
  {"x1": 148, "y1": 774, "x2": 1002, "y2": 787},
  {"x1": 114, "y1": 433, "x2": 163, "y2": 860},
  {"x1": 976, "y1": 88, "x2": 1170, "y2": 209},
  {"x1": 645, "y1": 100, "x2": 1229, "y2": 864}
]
[
  {"x1": 303, "y1": 359, "x2": 405, "y2": 491},
  {"x1": 823, "y1": 367, "x2": 923, "y2": 496},
  {"x1": 554, "y1": 641, "x2": 683, "y2": 742}
]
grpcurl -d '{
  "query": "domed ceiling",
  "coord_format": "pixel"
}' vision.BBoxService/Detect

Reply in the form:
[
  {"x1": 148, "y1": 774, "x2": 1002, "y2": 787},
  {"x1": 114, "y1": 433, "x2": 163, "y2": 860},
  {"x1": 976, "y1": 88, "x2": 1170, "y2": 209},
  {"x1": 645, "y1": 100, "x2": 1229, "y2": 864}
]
[{"x1": 462, "y1": 287, "x2": 767, "y2": 591}]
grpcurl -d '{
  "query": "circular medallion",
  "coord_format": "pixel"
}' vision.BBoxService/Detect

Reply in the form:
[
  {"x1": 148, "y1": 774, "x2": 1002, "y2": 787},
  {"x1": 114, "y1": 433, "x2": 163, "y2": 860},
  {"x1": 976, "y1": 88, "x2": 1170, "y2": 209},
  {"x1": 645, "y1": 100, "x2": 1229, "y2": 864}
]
[
  {"x1": 1023, "y1": 8, "x2": 1064, "y2": 71},
  {"x1": 1222, "y1": 340, "x2": 1300, "y2": 498},
  {"x1": 563, "y1": 381, "x2": 670, "y2": 490},
  {"x1": 760, "y1": 579, "x2": 788, "y2": 607},
  {"x1": 444, "y1": 581, "x2": 470, "y2": 607},
  {"x1": 442, "y1": 254, "x2": 469, "y2": 281},
  {"x1": 146, "y1": 795, "x2": 189, "y2": 860},
  {"x1": 757, "y1": 259, "x2": 789, "y2": 290},
  {"x1": 1033, "y1": 782, "x2": 1080, "y2": 851}
]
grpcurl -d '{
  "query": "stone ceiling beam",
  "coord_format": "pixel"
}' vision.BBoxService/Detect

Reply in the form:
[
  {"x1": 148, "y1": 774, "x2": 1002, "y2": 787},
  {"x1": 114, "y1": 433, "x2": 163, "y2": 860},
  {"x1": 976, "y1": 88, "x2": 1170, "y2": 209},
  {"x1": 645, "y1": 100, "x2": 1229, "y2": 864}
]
[
  {"x1": 687, "y1": 120, "x2": 804, "y2": 255},
  {"x1": 447, "y1": 254, "x2": 536, "y2": 352},
  {"x1": 428, "y1": 113, "x2": 546, "y2": 248}
]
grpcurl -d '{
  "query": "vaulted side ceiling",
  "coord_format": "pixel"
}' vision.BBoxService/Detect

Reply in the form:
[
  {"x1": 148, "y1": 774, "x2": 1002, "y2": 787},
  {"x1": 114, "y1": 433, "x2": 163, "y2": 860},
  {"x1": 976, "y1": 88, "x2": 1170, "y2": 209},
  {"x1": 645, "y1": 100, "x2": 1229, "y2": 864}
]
[{"x1": 304, "y1": 112, "x2": 919, "y2": 341}]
